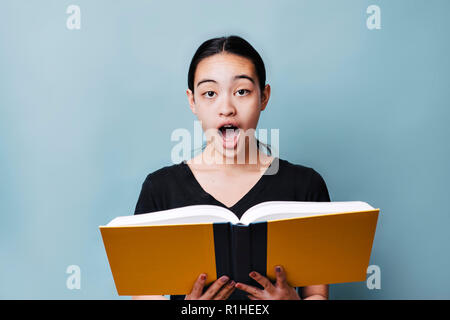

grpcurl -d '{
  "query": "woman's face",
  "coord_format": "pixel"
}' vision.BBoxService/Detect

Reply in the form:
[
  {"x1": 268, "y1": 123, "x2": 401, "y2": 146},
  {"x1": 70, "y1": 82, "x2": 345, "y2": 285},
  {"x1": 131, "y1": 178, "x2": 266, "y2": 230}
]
[{"x1": 186, "y1": 53, "x2": 270, "y2": 161}]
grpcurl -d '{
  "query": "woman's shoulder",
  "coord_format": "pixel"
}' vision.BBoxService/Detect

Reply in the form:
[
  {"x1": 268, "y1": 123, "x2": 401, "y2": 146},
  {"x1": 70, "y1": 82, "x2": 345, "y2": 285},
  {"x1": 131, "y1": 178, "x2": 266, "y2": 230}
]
[
  {"x1": 278, "y1": 157, "x2": 319, "y2": 177},
  {"x1": 278, "y1": 158, "x2": 328, "y2": 187},
  {"x1": 278, "y1": 158, "x2": 330, "y2": 201},
  {"x1": 141, "y1": 161, "x2": 185, "y2": 185},
  {"x1": 134, "y1": 162, "x2": 186, "y2": 215}
]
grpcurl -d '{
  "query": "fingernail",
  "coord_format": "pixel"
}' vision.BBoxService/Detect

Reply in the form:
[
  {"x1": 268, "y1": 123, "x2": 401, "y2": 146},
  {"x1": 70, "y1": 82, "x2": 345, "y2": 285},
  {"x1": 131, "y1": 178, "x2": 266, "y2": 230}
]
[
  {"x1": 250, "y1": 271, "x2": 256, "y2": 277},
  {"x1": 220, "y1": 275, "x2": 229, "y2": 283},
  {"x1": 276, "y1": 266, "x2": 281, "y2": 273},
  {"x1": 229, "y1": 280, "x2": 235, "y2": 287},
  {"x1": 201, "y1": 274, "x2": 206, "y2": 280}
]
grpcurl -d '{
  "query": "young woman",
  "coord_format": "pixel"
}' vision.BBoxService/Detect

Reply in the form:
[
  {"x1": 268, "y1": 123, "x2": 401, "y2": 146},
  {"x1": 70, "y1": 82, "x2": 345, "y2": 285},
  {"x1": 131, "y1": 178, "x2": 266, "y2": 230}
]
[{"x1": 132, "y1": 35, "x2": 330, "y2": 300}]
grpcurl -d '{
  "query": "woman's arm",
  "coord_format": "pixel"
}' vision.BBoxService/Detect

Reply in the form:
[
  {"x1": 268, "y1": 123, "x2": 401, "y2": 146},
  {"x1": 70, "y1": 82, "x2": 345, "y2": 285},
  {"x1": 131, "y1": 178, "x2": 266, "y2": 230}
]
[{"x1": 301, "y1": 285, "x2": 328, "y2": 300}]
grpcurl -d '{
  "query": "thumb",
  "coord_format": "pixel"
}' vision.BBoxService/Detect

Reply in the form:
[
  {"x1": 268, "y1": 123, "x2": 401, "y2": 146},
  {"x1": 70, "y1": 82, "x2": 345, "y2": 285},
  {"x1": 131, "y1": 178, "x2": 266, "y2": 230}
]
[{"x1": 275, "y1": 265, "x2": 288, "y2": 288}]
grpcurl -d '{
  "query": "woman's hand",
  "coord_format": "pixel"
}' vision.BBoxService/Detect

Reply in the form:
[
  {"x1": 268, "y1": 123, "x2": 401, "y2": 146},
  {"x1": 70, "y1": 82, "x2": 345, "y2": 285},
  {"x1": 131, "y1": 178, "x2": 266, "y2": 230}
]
[
  {"x1": 185, "y1": 273, "x2": 236, "y2": 300},
  {"x1": 235, "y1": 266, "x2": 300, "y2": 300}
]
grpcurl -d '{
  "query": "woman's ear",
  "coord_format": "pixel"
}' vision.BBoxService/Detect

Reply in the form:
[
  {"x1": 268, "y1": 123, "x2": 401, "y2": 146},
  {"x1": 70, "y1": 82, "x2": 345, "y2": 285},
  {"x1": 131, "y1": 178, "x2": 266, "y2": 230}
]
[
  {"x1": 186, "y1": 89, "x2": 197, "y2": 115},
  {"x1": 260, "y1": 84, "x2": 271, "y2": 111}
]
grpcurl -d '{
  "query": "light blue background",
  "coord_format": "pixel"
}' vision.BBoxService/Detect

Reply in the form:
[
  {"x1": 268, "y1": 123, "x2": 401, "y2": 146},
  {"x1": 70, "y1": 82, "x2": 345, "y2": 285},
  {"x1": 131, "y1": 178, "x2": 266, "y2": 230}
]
[{"x1": 1, "y1": 0, "x2": 449, "y2": 299}]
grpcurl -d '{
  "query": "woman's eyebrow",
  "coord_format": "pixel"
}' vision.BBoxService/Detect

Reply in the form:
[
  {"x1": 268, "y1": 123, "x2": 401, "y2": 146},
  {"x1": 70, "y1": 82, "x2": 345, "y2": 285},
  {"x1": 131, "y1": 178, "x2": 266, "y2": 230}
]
[
  {"x1": 196, "y1": 74, "x2": 255, "y2": 88},
  {"x1": 197, "y1": 79, "x2": 216, "y2": 88},
  {"x1": 233, "y1": 74, "x2": 255, "y2": 84}
]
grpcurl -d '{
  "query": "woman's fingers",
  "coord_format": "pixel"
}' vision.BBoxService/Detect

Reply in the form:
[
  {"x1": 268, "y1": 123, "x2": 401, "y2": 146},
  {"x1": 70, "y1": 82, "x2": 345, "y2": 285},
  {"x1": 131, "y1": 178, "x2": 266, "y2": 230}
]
[
  {"x1": 235, "y1": 282, "x2": 264, "y2": 299},
  {"x1": 233, "y1": 267, "x2": 298, "y2": 300},
  {"x1": 235, "y1": 271, "x2": 277, "y2": 299},
  {"x1": 188, "y1": 270, "x2": 288, "y2": 300},
  {"x1": 213, "y1": 279, "x2": 236, "y2": 300},
  {"x1": 186, "y1": 273, "x2": 207, "y2": 299},
  {"x1": 275, "y1": 265, "x2": 288, "y2": 288},
  {"x1": 201, "y1": 275, "x2": 230, "y2": 300},
  {"x1": 249, "y1": 271, "x2": 275, "y2": 293}
]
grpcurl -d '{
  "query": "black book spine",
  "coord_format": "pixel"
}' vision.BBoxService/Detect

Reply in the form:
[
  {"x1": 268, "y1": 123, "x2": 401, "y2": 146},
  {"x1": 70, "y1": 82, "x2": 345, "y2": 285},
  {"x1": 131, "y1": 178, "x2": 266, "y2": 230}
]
[
  {"x1": 230, "y1": 223, "x2": 252, "y2": 285},
  {"x1": 213, "y1": 221, "x2": 267, "y2": 298},
  {"x1": 212, "y1": 222, "x2": 232, "y2": 279},
  {"x1": 249, "y1": 221, "x2": 268, "y2": 280}
]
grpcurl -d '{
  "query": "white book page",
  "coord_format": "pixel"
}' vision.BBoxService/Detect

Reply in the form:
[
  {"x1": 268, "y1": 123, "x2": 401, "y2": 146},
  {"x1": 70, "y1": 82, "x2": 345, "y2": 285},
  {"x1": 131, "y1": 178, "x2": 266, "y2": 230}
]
[
  {"x1": 103, "y1": 205, "x2": 239, "y2": 227},
  {"x1": 240, "y1": 201, "x2": 375, "y2": 225}
]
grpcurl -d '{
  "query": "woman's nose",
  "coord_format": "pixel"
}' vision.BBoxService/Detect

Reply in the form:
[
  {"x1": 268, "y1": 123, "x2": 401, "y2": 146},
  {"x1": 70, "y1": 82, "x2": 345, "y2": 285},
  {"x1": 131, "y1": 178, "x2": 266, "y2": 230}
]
[{"x1": 218, "y1": 99, "x2": 236, "y2": 116}]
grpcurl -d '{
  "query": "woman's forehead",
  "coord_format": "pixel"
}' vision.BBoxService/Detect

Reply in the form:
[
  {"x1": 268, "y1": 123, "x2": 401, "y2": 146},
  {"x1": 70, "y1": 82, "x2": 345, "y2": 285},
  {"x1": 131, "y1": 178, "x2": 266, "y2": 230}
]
[{"x1": 195, "y1": 53, "x2": 257, "y2": 85}]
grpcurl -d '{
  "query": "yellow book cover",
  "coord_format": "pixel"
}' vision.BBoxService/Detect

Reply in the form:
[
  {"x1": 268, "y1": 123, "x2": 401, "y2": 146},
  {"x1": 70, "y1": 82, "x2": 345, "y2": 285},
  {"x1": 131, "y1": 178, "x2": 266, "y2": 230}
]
[{"x1": 99, "y1": 201, "x2": 379, "y2": 295}]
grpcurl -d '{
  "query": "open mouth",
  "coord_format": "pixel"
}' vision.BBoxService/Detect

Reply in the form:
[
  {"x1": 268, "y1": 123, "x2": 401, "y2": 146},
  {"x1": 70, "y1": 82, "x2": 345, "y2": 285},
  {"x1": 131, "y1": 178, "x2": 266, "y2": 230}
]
[{"x1": 218, "y1": 124, "x2": 241, "y2": 149}]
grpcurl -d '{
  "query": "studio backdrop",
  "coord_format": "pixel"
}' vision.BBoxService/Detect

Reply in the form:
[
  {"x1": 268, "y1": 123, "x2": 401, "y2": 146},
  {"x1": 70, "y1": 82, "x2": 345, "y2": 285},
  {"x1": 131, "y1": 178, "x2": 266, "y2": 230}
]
[{"x1": 0, "y1": 0, "x2": 449, "y2": 299}]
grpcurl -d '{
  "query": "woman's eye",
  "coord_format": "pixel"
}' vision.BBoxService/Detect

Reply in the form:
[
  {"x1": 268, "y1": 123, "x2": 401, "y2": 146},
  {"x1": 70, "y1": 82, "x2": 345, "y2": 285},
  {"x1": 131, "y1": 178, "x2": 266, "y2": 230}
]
[
  {"x1": 203, "y1": 91, "x2": 216, "y2": 98},
  {"x1": 236, "y1": 89, "x2": 250, "y2": 96}
]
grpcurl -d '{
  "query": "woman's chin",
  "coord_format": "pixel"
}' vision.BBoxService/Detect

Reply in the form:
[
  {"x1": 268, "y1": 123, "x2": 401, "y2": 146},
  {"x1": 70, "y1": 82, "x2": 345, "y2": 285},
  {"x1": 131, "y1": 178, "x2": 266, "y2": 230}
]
[{"x1": 214, "y1": 144, "x2": 239, "y2": 160}]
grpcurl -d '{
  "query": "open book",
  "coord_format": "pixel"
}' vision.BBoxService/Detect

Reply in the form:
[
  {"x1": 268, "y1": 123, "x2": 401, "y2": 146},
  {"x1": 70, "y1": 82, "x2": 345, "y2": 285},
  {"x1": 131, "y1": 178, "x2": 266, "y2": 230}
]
[{"x1": 100, "y1": 201, "x2": 379, "y2": 295}]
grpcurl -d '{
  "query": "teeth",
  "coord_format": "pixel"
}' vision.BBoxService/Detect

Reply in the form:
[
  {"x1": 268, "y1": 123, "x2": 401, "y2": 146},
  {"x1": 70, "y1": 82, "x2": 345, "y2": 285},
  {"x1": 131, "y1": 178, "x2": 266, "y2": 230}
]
[
  {"x1": 218, "y1": 124, "x2": 239, "y2": 139},
  {"x1": 219, "y1": 124, "x2": 237, "y2": 131}
]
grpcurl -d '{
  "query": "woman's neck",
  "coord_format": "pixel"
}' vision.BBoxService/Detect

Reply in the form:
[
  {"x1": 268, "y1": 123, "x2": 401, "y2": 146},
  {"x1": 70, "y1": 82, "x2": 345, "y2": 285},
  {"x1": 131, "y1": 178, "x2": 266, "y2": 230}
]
[{"x1": 188, "y1": 142, "x2": 274, "y2": 174}]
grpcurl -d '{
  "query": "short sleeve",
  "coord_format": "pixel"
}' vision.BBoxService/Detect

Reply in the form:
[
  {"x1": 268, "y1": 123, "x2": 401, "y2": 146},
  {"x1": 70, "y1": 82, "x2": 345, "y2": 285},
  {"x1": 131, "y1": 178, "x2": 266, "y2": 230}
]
[
  {"x1": 134, "y1": 174, "x2": 160, "y2": 215},
  {"x1": 307, "y1": 169, "x2": 331, "y2": 202}
]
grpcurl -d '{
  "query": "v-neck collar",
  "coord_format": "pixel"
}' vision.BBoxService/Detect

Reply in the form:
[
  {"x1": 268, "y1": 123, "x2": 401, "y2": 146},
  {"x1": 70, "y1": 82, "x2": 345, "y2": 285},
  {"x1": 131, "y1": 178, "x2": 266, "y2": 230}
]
[{"x1": 181, "y1": 157, "x2": 279, "y2": 211}]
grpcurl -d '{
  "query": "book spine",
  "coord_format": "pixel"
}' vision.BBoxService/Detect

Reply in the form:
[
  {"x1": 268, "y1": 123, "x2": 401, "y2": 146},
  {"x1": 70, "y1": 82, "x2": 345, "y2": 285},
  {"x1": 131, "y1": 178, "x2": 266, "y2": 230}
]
[
  {"x1": 213, "y1": 221, "x2": 267, "y2": 299},
  {"x1": 212, "y1": 222, "x2": 232, "y2": 279},
  {"x1": 230, "y1": 224, "x2": 252, "y2": 299},
  {"x1": 249, "y1": 221, "x2": 268, "y2": 280},
  {"x1": 230, "y1": 224, "x2": 251, "y2": 285}
]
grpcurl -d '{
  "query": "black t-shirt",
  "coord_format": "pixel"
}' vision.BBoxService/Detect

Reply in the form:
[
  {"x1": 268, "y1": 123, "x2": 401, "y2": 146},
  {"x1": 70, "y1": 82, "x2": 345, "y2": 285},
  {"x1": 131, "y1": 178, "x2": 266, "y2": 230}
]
[{"x1": 134, "y1": 157, "x2": 331, "y2": 300}]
